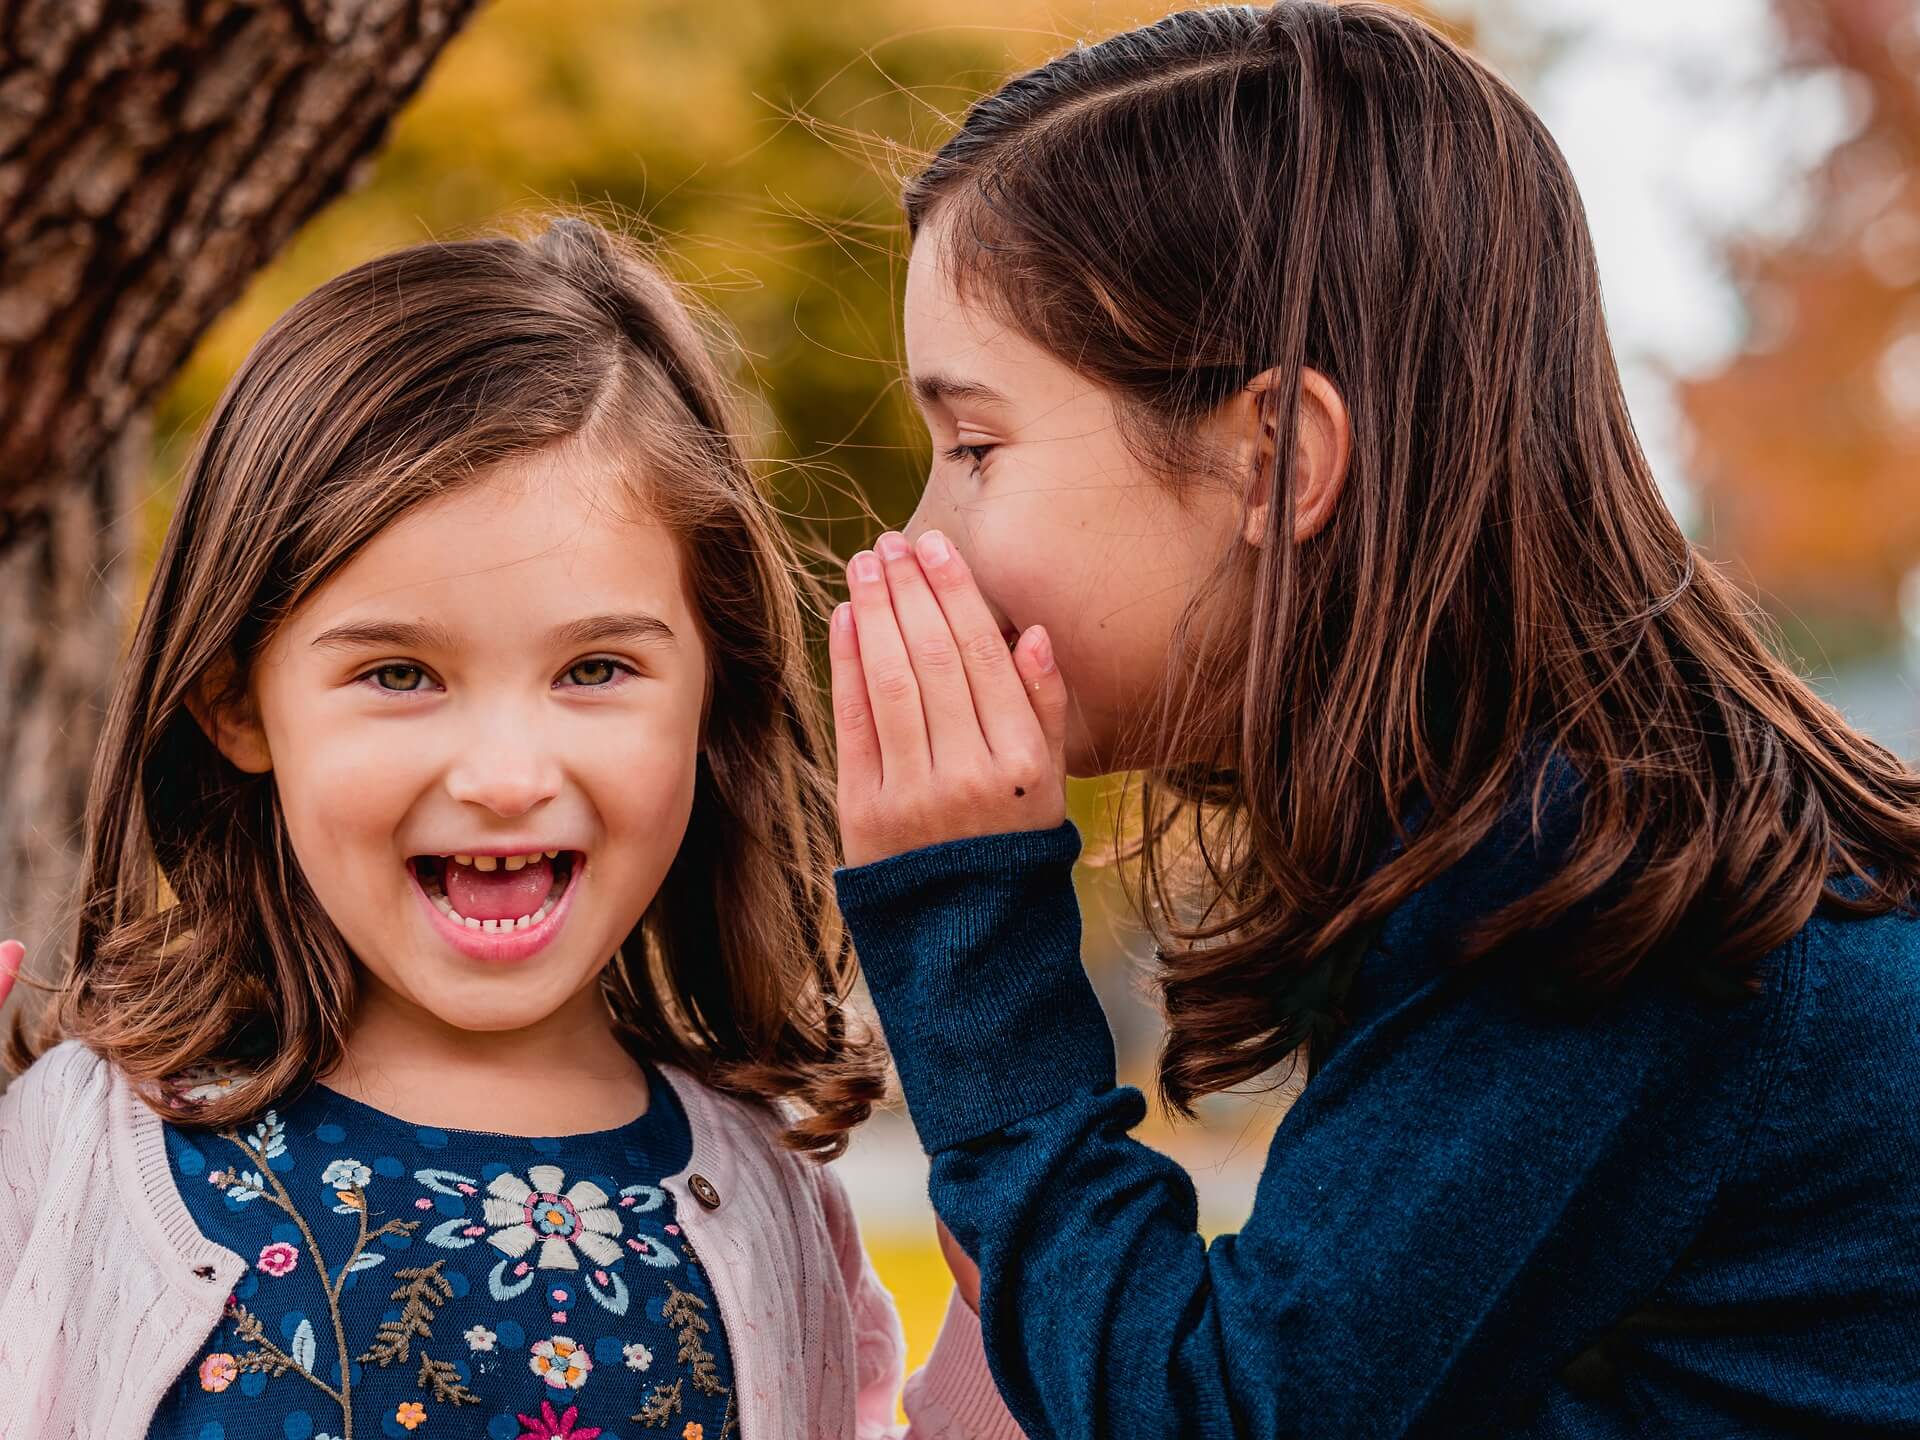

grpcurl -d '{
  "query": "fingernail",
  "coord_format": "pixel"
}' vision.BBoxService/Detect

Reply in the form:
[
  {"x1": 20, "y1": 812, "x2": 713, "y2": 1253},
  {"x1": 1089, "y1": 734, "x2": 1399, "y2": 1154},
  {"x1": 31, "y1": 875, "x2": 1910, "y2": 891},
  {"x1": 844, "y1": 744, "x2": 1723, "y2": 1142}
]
[
  {"x1": 851, "y1": 552, "x2": 881, "y2": 583},
  {"x1": 916, "y1": 531, "x2": 952, "y2": 566},
  {"x1": 876, "y1": 532, "x2": 909, "y2": 562},
  {"x1": 832, "y1": 602, "x2": 852, "y2": 633},
  {"x1": 1030, "y1": 627, "x2": 1055, "y2": 673}
]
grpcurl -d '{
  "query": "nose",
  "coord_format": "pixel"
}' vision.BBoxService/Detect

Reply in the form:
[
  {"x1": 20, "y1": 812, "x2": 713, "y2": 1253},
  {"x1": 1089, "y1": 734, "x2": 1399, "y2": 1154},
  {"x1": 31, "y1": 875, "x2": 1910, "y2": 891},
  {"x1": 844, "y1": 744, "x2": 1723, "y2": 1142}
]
[{"x1": 442, "y1": 716, "x2": 563, "y2": 820}]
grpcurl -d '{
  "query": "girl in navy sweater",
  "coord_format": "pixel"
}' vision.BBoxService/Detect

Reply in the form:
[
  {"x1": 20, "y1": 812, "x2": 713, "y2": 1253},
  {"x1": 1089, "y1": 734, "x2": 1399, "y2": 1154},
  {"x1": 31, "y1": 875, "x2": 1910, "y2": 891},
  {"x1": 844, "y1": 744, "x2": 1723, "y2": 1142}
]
[{"x1": 826, "y1": 3, "x2": 1920, "y2": 1435}]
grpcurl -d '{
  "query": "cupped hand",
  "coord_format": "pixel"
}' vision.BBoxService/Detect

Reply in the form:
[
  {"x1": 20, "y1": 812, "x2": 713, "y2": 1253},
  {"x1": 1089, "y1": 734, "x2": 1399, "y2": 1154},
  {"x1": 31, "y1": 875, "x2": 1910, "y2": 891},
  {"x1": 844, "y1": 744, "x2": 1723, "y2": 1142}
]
[{"x1": 830, "y1": 530, "x2": 1068, "y2": 868}]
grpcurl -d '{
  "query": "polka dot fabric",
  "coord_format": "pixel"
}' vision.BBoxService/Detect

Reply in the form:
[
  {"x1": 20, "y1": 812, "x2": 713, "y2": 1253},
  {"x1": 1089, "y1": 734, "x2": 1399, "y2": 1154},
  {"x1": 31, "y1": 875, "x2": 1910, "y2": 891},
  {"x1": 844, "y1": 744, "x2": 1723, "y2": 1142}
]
[{"x1": 149, "y1": 1069, "x2": 736, "y2": 1440}]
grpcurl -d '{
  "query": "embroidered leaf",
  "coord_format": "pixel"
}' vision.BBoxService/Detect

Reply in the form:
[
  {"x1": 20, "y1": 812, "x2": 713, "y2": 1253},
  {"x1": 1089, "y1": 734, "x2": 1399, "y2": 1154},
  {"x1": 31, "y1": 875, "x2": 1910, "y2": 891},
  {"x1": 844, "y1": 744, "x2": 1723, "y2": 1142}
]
[
  {"x1": 412, "y1": 1167, "x2": 479, "y2": 1195},
  {"x1": 423, "y1": 1215, "x2": 477, "y2": 1249},
  {"x1": 662, "y1": 1280, "x2": 724, "y2": 1396},
  {"x1": 416, "y1": 1352, "x2": 481, "y2": 1405},
  {"x1": 356, "y1": 1260, "x2": 455, "y2": 1368},
  {"x1": 291, "y1": 1318, "x2": 316, "y2": 1372},
  {"x1": 617, "y1": 1182, "x2": 666, "y2": 1213},
  {"x1": 248, "y1": 1112, "x2": 288, "y2": 1160},
  {"x1": 344, "y1": 1250, "x2": 387, "y2": 1274},
  {"x1": 632, "y1": 1377, "x2": 684, "y2": 1427}
]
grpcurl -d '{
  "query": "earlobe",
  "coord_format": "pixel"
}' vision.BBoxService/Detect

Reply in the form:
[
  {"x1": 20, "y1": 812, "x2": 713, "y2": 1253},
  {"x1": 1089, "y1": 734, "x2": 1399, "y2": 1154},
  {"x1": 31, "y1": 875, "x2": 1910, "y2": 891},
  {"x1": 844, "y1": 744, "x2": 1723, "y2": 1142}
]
[{"x1": 185, "y1": 653, "x2": 273, "y2": 775}]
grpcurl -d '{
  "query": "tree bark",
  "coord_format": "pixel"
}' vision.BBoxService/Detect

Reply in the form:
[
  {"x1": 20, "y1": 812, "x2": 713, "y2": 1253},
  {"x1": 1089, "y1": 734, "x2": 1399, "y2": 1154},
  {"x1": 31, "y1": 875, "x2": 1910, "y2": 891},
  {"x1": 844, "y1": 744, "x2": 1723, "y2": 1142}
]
[{"x1": 0, "y1": 0, "x2": 481, "y2": 1002}]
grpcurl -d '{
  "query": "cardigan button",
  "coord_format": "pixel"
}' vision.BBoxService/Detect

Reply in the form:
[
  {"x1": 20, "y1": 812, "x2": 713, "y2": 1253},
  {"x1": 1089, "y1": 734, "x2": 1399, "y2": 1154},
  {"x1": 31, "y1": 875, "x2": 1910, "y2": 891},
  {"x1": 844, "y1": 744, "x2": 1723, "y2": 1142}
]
[{"x1": 688, "y1": 1173, "x2": 721, "y2": 1209}]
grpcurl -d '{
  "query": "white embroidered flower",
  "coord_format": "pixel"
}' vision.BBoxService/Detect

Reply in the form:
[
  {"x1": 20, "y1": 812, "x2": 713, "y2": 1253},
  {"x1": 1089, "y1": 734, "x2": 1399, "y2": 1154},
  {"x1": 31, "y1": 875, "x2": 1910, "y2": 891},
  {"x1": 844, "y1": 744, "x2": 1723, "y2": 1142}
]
[
  {"x1": 322, "y1": 1158, "x2": 372, "y2": 1189},
  {"x1": 623, "y1": 1340, "x2": 653, "y2": 1371},
  {"x1": 529, "y1": 1335, "x2": 592, "y2": 1390},
  {"x1": 171, "y1": 1064, "x2": 249, "y2": 1105},
  {"x1": 465, "y1": 1324, "x2": 497, "y2": 1352},
  {"x1": 484, "y1": 1163, "x2": 624, "y2": 1270}
]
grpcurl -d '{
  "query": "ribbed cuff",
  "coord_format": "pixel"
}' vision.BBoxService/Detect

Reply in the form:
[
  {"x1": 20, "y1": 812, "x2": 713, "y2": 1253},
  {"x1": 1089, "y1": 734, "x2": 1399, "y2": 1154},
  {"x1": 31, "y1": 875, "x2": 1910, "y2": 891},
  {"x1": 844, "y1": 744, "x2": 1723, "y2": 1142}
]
[
  {"x1": 835, "y1": 823, "x2": 1116, "y2": 1153},
  {"x1": 901, "y1": 1289, "x2": 1027, "y2": 1440}
]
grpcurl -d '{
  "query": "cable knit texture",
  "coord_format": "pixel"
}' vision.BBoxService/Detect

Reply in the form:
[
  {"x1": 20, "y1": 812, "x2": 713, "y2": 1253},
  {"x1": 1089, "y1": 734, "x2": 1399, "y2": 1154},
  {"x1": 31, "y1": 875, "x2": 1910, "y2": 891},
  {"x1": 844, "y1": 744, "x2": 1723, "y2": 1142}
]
[{"x1": 0, "y1": 1040, "x2": 1025, "y2": 1440}]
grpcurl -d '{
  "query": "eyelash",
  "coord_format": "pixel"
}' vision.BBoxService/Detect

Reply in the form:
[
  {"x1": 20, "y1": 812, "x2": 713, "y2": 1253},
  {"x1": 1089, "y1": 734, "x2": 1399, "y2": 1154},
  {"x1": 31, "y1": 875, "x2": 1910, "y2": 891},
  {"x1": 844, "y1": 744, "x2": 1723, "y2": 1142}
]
[
  {"x1": 944, "y1": 442, "x2": 995, "y2": 474},
  {"x1": 355, "y1": 658, "x2": 641, "y2": 696}
]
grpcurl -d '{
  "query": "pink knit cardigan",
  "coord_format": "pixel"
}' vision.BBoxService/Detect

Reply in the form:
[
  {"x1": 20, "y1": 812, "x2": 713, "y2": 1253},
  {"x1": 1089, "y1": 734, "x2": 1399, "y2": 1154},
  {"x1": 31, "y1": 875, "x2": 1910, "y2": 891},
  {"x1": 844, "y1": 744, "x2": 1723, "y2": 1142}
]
[{"x1": 0, "y1": 1040, "x2": 1026, "y2": 1439}]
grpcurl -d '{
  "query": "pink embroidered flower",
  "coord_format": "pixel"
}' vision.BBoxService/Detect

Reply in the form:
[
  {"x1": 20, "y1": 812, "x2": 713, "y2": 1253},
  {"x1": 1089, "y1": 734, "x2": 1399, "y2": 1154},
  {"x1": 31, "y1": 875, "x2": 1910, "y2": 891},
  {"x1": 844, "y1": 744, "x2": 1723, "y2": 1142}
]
[
  {"x1": 515, "y1": 1399, "x2": 603, "y2": 1439},
  {"x1": 198, "y1": 1352, "x2": 238, "y2": 1392},
  {"x1": 257, "y1": 1240, "x2": 299, "y2": 1277},
  {"x1": 514, "y1": 1413, "x2": 602, "y2": 1440}
]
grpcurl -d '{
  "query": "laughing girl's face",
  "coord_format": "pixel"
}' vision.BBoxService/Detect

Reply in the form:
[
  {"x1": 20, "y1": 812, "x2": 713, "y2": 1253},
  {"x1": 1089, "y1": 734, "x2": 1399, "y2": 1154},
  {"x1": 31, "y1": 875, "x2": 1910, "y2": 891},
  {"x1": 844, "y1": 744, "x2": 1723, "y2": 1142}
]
[{"x1": 202, "y1": 447, "x2": 707, "y2": 1044}]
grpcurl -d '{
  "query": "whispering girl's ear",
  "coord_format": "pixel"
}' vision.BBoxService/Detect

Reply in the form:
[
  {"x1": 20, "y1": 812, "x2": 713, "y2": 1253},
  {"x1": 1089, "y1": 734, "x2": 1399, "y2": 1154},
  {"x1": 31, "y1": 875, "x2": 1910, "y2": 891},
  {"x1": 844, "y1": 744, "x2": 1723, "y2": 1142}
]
[
  {"x1": 1233, "y1": 366, "x2": 1352, "y2": 548},
  {"x1": 184, "y1": 650, "x2": 273, "y2": 775}
]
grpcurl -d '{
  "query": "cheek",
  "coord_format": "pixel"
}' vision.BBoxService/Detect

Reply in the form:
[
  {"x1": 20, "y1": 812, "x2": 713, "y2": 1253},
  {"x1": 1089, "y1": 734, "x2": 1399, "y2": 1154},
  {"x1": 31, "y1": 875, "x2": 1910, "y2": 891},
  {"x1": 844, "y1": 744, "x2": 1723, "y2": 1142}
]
[
  {"x1": 575, "y1": 702, "x2": 705, "y2": 847},
  {"x1": 271, "y1": 713, "x2": 424, "y2": 858}
]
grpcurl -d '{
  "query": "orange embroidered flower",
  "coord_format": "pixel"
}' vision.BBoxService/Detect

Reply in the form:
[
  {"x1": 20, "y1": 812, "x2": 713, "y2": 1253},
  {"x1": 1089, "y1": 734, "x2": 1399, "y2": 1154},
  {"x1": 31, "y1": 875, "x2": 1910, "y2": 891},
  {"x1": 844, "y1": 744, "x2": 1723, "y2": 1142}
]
[
  {"x1": 682, "y1": 1425, "x2": 704, "y2": 1440},
  {"x1": 396, "y1": 1400, "x2": 427, "y2": 1429},
  {"x1": 197, "y1": 1352, "x2": 238, "y2": 1392}
]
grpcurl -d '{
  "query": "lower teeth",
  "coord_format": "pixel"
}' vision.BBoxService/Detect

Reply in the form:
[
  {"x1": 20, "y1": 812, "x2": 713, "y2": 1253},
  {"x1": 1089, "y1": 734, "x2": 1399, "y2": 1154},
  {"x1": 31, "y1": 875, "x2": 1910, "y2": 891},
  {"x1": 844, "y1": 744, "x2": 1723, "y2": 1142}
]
[{"x1": 419, "y1": 870, "x2": 562, "y2": 932}]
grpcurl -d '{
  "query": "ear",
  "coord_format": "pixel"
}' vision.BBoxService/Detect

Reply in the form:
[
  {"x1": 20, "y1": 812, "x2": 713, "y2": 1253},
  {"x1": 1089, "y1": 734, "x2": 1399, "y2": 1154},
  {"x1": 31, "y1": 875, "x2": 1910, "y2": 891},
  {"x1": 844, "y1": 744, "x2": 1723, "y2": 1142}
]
[
  {"x1": 184, "y1": 651, "x2": 273, "y2": 774},
  {"x1": 1235, "y1": 366, "x2": 1352, "y2": 547}
]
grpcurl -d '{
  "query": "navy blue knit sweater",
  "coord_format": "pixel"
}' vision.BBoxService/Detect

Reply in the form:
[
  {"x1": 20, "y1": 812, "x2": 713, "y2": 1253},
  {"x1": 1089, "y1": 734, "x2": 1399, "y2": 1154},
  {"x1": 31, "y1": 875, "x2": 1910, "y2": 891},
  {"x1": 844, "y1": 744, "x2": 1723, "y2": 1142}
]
[{"x1": 835, "y1": 812, "x2": 1920, "y2": 1438}]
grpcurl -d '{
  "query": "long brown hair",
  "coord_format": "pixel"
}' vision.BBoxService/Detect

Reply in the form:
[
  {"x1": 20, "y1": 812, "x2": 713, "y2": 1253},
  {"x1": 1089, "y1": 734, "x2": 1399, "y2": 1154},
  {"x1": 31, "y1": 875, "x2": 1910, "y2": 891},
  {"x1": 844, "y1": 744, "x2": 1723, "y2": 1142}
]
[
  {"x1": 906, "y1": 1, "x2": 1920, "y2": 1112},
  {"x1": 9, "y1": 218, "x2": 885, "y2": 1157}
]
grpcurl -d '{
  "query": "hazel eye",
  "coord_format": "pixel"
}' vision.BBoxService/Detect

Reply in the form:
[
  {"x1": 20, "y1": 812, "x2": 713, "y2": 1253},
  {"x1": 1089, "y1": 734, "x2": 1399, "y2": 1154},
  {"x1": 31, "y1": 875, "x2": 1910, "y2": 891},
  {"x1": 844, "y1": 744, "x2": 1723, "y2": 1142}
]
[
  {"x1": 371, "y1": 664, "x2": 428, "y2": 692},
  {"x1": 561, "y1": 659, "x2": 633, "y2": 688}
]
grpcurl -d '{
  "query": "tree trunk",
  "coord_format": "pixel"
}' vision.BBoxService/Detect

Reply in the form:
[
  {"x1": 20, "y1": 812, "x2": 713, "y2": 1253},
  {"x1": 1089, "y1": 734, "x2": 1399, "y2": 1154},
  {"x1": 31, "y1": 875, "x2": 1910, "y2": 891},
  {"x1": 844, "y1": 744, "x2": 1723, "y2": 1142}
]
[{"x1": 0, "y1": 0, "x2": 481, "y2": 1016}]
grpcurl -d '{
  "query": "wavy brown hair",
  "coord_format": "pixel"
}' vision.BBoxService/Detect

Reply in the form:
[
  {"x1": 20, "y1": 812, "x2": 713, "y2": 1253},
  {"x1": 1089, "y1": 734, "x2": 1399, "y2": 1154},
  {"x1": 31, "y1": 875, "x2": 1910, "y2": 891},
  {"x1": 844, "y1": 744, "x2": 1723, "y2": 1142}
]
[
  {"x1": 8, "y1": 218, "x2": 885, "y2": 1157},
  {"x1": 905, "y1": 1, "x2": 1920, "y2": 1113}
]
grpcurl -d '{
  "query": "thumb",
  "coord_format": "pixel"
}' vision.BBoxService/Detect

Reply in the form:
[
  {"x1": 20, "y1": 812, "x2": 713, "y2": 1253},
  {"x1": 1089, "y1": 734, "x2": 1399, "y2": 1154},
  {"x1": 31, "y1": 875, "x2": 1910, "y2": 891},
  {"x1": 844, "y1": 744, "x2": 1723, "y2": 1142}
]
[
  {"x1": 1012, "y1": 626, "x2": 1068, "y2": 781},
  {"x1": 0, "y1": 940, "x2": 23, "y2": 1011}
]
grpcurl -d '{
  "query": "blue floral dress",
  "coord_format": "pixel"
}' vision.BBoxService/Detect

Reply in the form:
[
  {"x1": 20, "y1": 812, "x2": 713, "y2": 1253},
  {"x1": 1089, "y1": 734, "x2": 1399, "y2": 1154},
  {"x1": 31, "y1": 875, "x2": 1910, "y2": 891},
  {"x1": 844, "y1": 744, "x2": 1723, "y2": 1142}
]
[{"x1": 149, "y1": 1067, "x2": 736, "y2": 1440}]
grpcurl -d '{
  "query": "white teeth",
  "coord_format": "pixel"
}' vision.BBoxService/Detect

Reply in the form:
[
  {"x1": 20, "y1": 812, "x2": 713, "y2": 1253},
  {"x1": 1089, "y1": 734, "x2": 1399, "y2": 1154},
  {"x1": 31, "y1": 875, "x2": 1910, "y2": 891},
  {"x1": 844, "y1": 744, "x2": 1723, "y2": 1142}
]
[{"x1": 463, "y1": 916, "x2": 481, "y2": 929}]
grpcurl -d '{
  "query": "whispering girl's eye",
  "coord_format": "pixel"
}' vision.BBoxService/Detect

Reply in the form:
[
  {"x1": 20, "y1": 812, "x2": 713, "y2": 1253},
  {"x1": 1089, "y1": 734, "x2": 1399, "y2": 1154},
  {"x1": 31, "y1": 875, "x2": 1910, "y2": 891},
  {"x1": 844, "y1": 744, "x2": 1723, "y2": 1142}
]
[
  {"x1": 560, "y1": 658, "x2": 637, "y2": 688},
  {"x1": 363, "y1": 663, "x2": 432, "y2": 693},
  {"x1": 944, "y1": 442, "x2": 996, "y2": 476}
]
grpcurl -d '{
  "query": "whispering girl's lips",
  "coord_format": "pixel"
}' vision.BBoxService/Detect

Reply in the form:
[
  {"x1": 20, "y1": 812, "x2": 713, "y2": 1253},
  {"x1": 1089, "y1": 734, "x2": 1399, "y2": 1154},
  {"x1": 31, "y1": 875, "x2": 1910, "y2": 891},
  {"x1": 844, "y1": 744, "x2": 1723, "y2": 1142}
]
[{"x1": 404, "y1": 850, "x2": 583, "y2": 964}]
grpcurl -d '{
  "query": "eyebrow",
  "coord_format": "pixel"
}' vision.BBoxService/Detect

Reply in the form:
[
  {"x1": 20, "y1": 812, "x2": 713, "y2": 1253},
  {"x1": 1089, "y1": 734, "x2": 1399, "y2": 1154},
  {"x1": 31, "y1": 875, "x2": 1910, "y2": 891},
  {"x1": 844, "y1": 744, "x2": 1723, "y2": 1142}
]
[
  {"x1": 911, "y1": 372, "x2": 1011, "y2": 409},
  {"x1": 309, "y1": 612, "x2": 677, "y2": 654}
]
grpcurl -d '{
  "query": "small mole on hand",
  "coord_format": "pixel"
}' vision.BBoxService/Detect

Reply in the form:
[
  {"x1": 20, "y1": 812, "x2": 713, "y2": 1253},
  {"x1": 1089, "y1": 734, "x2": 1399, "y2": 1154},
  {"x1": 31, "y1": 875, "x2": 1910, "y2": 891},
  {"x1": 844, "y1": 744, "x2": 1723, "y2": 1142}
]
[{"x1": 1014, "y1": 787, "x2": 1026, "y2": 797}]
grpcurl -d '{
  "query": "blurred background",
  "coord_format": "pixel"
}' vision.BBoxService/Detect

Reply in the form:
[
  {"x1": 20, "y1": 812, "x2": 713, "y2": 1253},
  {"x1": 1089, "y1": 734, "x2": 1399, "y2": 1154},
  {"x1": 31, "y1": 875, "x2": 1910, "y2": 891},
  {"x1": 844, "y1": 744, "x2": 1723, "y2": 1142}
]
[{"x1": 2, "y1": 0, "x2": 1916, "y2": 1387}]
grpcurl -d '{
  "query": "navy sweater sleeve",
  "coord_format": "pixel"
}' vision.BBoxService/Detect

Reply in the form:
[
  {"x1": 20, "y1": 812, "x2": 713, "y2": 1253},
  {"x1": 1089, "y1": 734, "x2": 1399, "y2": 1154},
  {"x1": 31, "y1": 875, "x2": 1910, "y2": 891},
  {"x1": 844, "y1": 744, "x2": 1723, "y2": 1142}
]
[{"x1": 836, "y1": 823, "x2": 1792, "y2": 1440}]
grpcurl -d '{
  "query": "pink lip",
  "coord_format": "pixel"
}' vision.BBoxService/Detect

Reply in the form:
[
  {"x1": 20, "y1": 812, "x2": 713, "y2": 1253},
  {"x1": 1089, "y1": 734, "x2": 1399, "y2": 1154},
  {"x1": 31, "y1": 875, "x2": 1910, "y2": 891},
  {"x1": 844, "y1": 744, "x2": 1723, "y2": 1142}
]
[{"x1": 406, "y1": 857, "x2": 583, "y2": 965}]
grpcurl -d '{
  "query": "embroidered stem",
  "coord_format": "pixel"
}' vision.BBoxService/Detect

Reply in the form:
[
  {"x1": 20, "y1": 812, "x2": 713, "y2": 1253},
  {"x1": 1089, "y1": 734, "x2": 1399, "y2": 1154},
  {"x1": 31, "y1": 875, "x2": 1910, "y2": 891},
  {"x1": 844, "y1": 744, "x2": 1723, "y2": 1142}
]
[
  {"x1": 226, "y1": 1300, "x2": 343, "y2": 1405},
  {"x1": 221, "y1": 1129, "x2": 357, "y2": 1440}
]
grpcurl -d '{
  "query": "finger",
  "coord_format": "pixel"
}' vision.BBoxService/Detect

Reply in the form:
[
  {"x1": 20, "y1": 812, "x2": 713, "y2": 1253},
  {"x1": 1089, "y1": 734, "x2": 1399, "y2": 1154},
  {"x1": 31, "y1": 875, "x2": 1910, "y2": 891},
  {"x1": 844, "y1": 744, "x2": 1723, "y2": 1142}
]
[
  {"x1": 1012, "y1": 626, "x2": 1070, "y2": 781},
  {"x1": 827, "y1": 603, "x2": 883, "y2": 790},
  {"x1": 874, "y1": 532, "x2": 988, "y2": 765},
  {"x1": 847, "y1": 548, "x2": 930, "y2": 780},
  {"x1": 0, "y1": 940, "x2": 23, "y2": 1010},
  {"x1": 913, "y1": 530, "x2": 1041, "y2": 758}
]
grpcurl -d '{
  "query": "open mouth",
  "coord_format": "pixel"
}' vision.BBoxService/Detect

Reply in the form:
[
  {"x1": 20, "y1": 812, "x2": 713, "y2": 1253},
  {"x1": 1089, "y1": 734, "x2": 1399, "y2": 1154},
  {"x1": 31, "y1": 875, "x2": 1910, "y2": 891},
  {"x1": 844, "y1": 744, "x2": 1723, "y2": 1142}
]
[{"x1": 408, "y1": 849, "x2": 582, "y2": 934}]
